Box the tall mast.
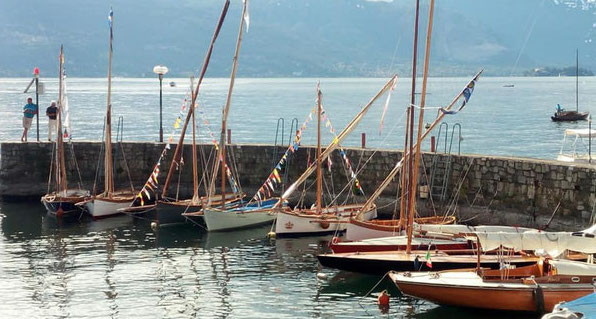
[401,0,421,228]
[56,45,67,195]
[191,76,199,203]
[399,106,410,222]
[104,8,115,198]
[576,49,579,112]
[407,0,434,254]
[316,86,322,214]
[207,0,248,208]
[190,78,199,204]
[162,0,230,197]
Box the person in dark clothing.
[46,101,58,141]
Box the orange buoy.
[57,206,64,217]
[377,290,390,307]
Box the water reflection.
[0,202,538,318]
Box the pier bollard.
[227,129,231,144]
[430,136,435,153]
[361,133,366,148]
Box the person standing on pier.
[21,97,37,142]
[46,100,57,141]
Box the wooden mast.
[207,0,248,208]
[316,86,322,214]
[162,0,230,198]
[56,45,67,195]
[400,0,421,229]
[406,0,434,254]
[104,8,115,198]
[576,49,579,112]
[191,76,199,203]
[399,106,410,223]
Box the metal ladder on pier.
[429,123,462,203]
[272,118,298,193]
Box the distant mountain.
[1,0,596,77]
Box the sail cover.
[417,224,537,235]
[476,231,596,256]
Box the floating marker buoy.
[267,231,276,239]
[151,221,158,231]
[377,290,390,307]
[316,272,328,280]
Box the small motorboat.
[169,81,176,87]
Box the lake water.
[1,76,595,160]
[0,201,539,318]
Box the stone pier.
[1,141,594,231]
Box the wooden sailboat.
[552,50,589,122]
[272,84,388,237]
[41,46,90,217]
[346,1,482,241]
[125,0,243,226]
[341,0,479,242]
[201,0,284,232]
[85,9,136,218]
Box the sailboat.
[41,46,90,217]
[340,0,471,243]
[342,72,479,242]
[125,0,243,226]
[84,9,136,218]
[272,81,400,237]
[551,50,589,122]
[201,0,287,232]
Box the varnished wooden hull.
[345,216,456,241]
[41,193,88,217]
[397,281,590,312]
[390,271,595,313]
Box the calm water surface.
[0,202,539,318]
[1,76,595,159]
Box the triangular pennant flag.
[273,169,281,183]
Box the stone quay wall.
[1,141,594,230]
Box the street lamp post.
[153,65,169,142]
[34,67,40,142]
